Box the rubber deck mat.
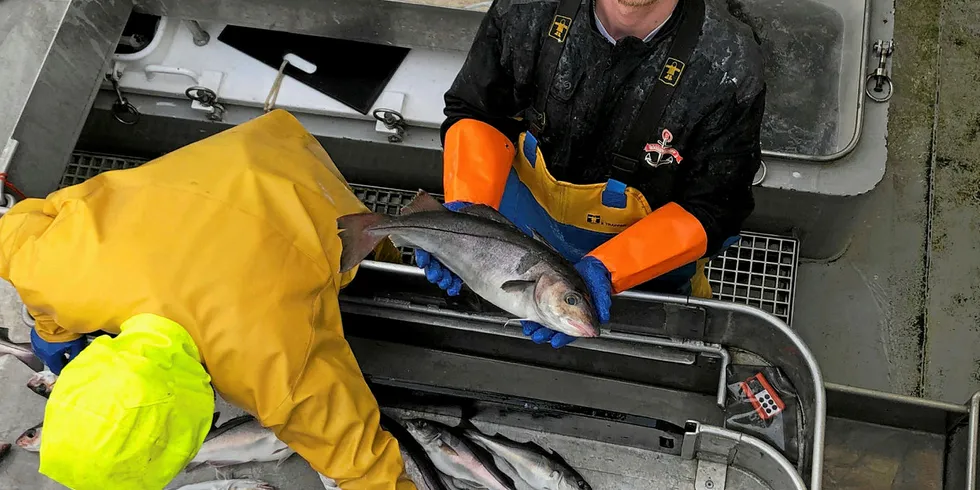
[62,152,799,325]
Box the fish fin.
[401,190,446,215]
[457,204,518,228]
[183,461,204,472]
[524,439,554,455]
[524,439,576,469]
[455,405,480,431]
[337,212,392,273]
[274,451,293,469]
[501,279,536,294]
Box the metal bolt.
[705,480,714,489]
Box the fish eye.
[564,293,579,306]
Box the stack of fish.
[394,416,593,490]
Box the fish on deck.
[463,429,592,490]
[170,479,276,490]
[186,415,294,471]
[26,369,58,398]
[15,422,42,452]
[404,418,517,490]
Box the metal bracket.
[143,65,225,121]
[866,39,895,103]
[373,91,407,143]
[185,85,226,122]
[106,67,140,125]
[696,459,729,490]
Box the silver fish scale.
[60,154,799,325]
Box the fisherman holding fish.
[415,0,766,348]
[0,110,416,490]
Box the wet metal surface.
[822,418,944,489]
[922,0,980,403]
[730,0,844,156]
[790,0,980,405]
[0,0,135,197]
[788,0,937,398]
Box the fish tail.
[337,212,393,273]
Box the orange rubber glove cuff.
[587,202,708,294]
[443,119,516,208]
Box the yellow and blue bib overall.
[497,130,715,298]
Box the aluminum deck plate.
[61,153,800,324]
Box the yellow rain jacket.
[0,109,415,490]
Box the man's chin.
[615,0,663,7]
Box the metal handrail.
[352,259,826,489]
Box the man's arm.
[672,84,766,257]
[587,84,767,293]
[439,0,525,207]
[263,293,416,490]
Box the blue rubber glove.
[520,256,613,348]
[414,200,472,296]
[30,328,88,375]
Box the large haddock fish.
[337,191,600,339]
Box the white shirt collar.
[594,5,673,44]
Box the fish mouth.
[568,320,600,338]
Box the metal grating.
[62,152,146,188]
[62,154,799,324]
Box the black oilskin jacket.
[442,0,766,256]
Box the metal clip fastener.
[185,86,226,122]
[372,109,406,143]
[106,72,140,125]
[865,39,895,103]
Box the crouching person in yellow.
[0,110,415,490]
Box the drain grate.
[62,154,799,324]
[62,152,147,188]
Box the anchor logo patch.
[644,129,684,168]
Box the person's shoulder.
[697,0,765,103]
